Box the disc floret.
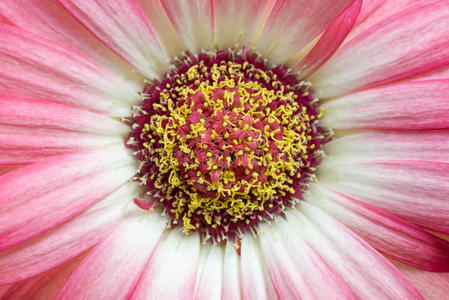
[128,49,324,242]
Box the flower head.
[1,0,449,299]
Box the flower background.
[0,0,449,299]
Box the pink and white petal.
[137,0,186,57]
[57,0,169,78]
[0,97,129,164]
[321,80,449,130]
[307,185,449,271]
[394,262,449,300]
[288,203,424,299]
[240,234,277,300]
[159,0,214,54]
[311,0,449,98]
[0,126,122,165]
[353,0,385,25]
[131,231,200,300]
[0,145,135,250]
[1,251,88,300]
[58,212,166,299]
[213,0,274,50]
[0,183,140,285]
[194,244,224,300]
[258,221,356,299]
[221,242,241,300]
[414,65,449,81]
[348,0,420,41]
[254,0,354,65]
[295,0,362,77]
[0,0,143,87]
[325,131,449,163]
[0,25,137,116]
[0,98,129,135]
[319,159,449,235]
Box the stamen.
[127,49,324,242]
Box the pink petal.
[325,131,449,163]
[308,185,449,271]
[0,145,135,251]
[0,0,143,87]
[221,242,241,300]
[258,221,356,299]
[1,251,88,300]
[321,80,449,130]
[240,235,277,300]
[0,285,10,298]
[394,262,449,300]
[320,159,449,235]
[137,0,186,57]
[0,97,127,164]
[311,0,449,98]
[0,165,21,176]
[0,98,128,135]
[194,244,224,300]
[159,0,214,53]
[349,0,420,41]
[57,0,169,78]
[131,231,200,299]
[0,25,137,116]
[0,183,139,285]
[414,65,449,81]
[0,127,119,165]
[213,0,274,50]
[254,0,354,65]
[288,203,424,299]
[295,0,362,77]
[58,213,166,299]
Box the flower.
[0,0,449,299]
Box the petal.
[0,0,143,87]
[0,25,138,116]
[57,0,169,79]
[159,0,214,54]
[311,0,449,98]
[0,286,10,298]
[213,0,273,50]
[194,244,224,300]
[58,213,166,299]
[414,65,449,81]
[325,131,449,163]
[349,0,419,40]
[137,0,186,57]
[394,262,449,300]
[0,183,139,285]
[258,221,356,299]
[307,185,449,271]
[1,252,88,299]
[254,0,354,65]
[0,145,135,251]
[288,203,423,299]
[295,0,362,77]
[221,242,241,300]
[131,231,200,299]
[319,159,449,234]
[240,234,277,300]
[321,80,449,130]
[0,97,128,164]
[0,98,128,135]
[0,127,120,165]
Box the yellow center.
[141,62,316,234]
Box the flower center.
[127,49,324,242]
